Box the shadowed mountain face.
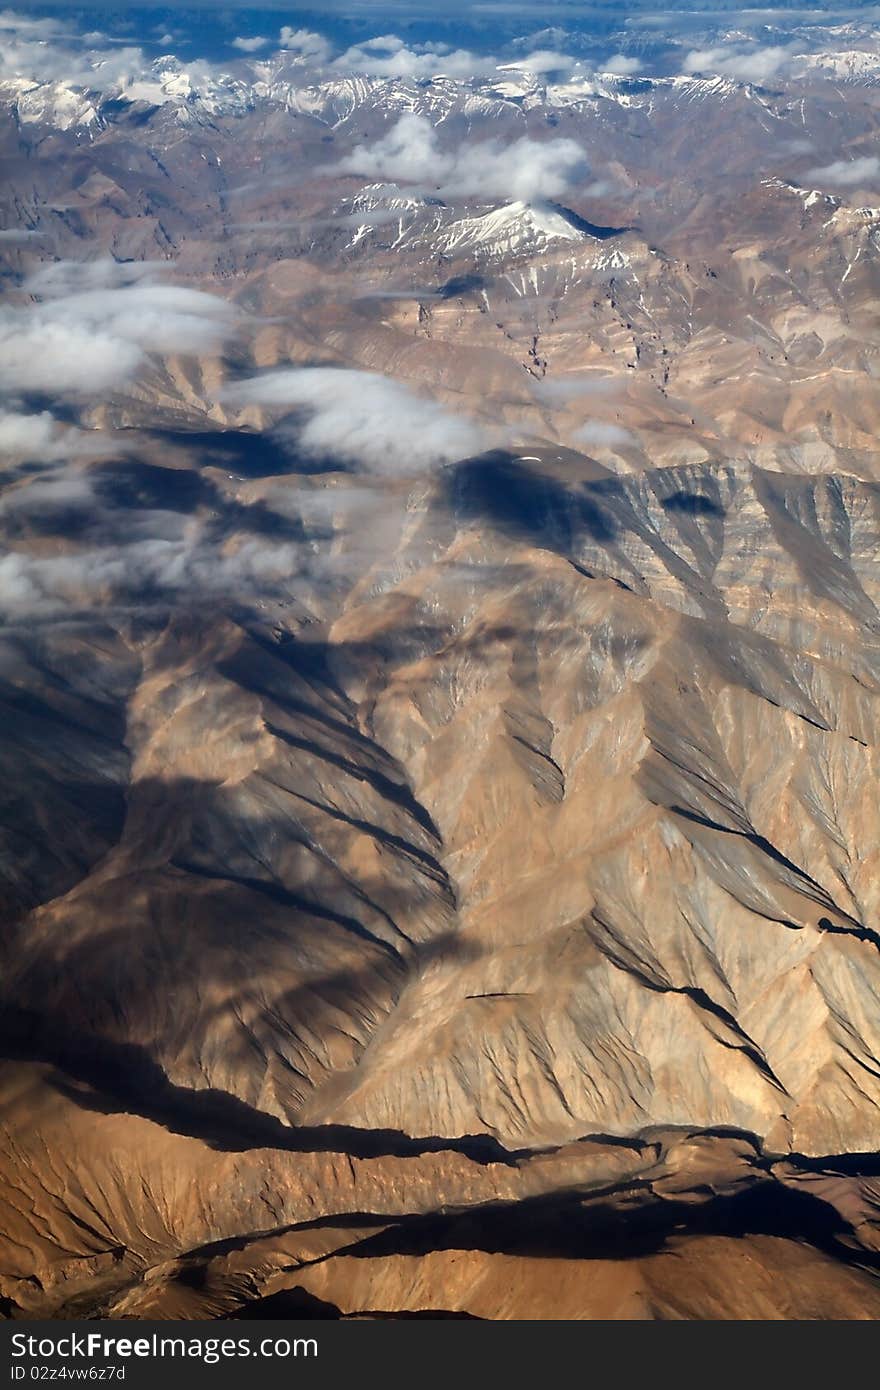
[2,7,880,1322]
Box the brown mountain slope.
[1,448,880,1317]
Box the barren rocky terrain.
[1,6,879,1319]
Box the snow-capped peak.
[0,76,103,132]
[427,200,587,259]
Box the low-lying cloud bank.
[0,534,301,621]
[268,26,626,83]
[0,5,876,140]
[0,259,241,397]
[806,155,880,187]
[682,44,795,84]
[0,409,111,462]
[572,419,635,451]
[0,247,495,624]
[0,8,154,91]
[0,248,268,621]
[0,10,589,98]
[679,36,880,86]
[333,114,586,203]
[225,367,494,474]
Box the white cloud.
[0,9,74,40]
[279,27,332,64]
[534,375,618,404]
[0,409,59,456]
[0,410,110,461]
[779,137,815,156]
[324,32,514,82]
[806,155,880,186]
[0,534,302,620]
[0,321,143,395]
[603,54,643,77]
[0,259,240,397]
[25,259,161,297]
[439,130,585,202]
[572,420,635,451]
[335,114,585,203]
[336,114,436,184]
[496,49,579,77]
[0,471,94,517]
[0,17,151,90]
[0,11,240,108]
[682,44,793,83]
[512,28,571,52]
[232,36,269,54]
[0,552,44,611]
[358,35,407,54]
[332,37,498,81]
[224,367,492,473]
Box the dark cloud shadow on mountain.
[8,393,82,425]
[437,273,489,299]
[660,490,725,517]
[171,855,402,949]
[5,461,59,481]
[0,640,134,924]
[92,459,316,543]
[446,450,618,552]
[0,774,128,924]
[96,97,158,128]
[0,773,486,1163]
[264,719,448,849]
[817,915,880,951]
[444,456,734,619]
[0,609,601,1177]
[133,426,339,478]
[0,612,485,1158]
[0,456,323,548]
[1,498,97,543]
[232,1283,482,1318]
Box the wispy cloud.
[232,35,269,54]
[0,410,111,462]
[0,260,241,397]
[682,44,794,83]
[0,534,303,621]
[533,374,619,404]
[0,8,74,41]
[572,420,635,451]
[0,9,151,89]
[603,54,642,77]
[278,27,332,64]
[334,113,586,203]
[0,10,241,108]
[224,367,493,473]
[331,34,499,80]
[806,154,880,186]
[508,48,580,76]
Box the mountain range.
[1,5,880,1320]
